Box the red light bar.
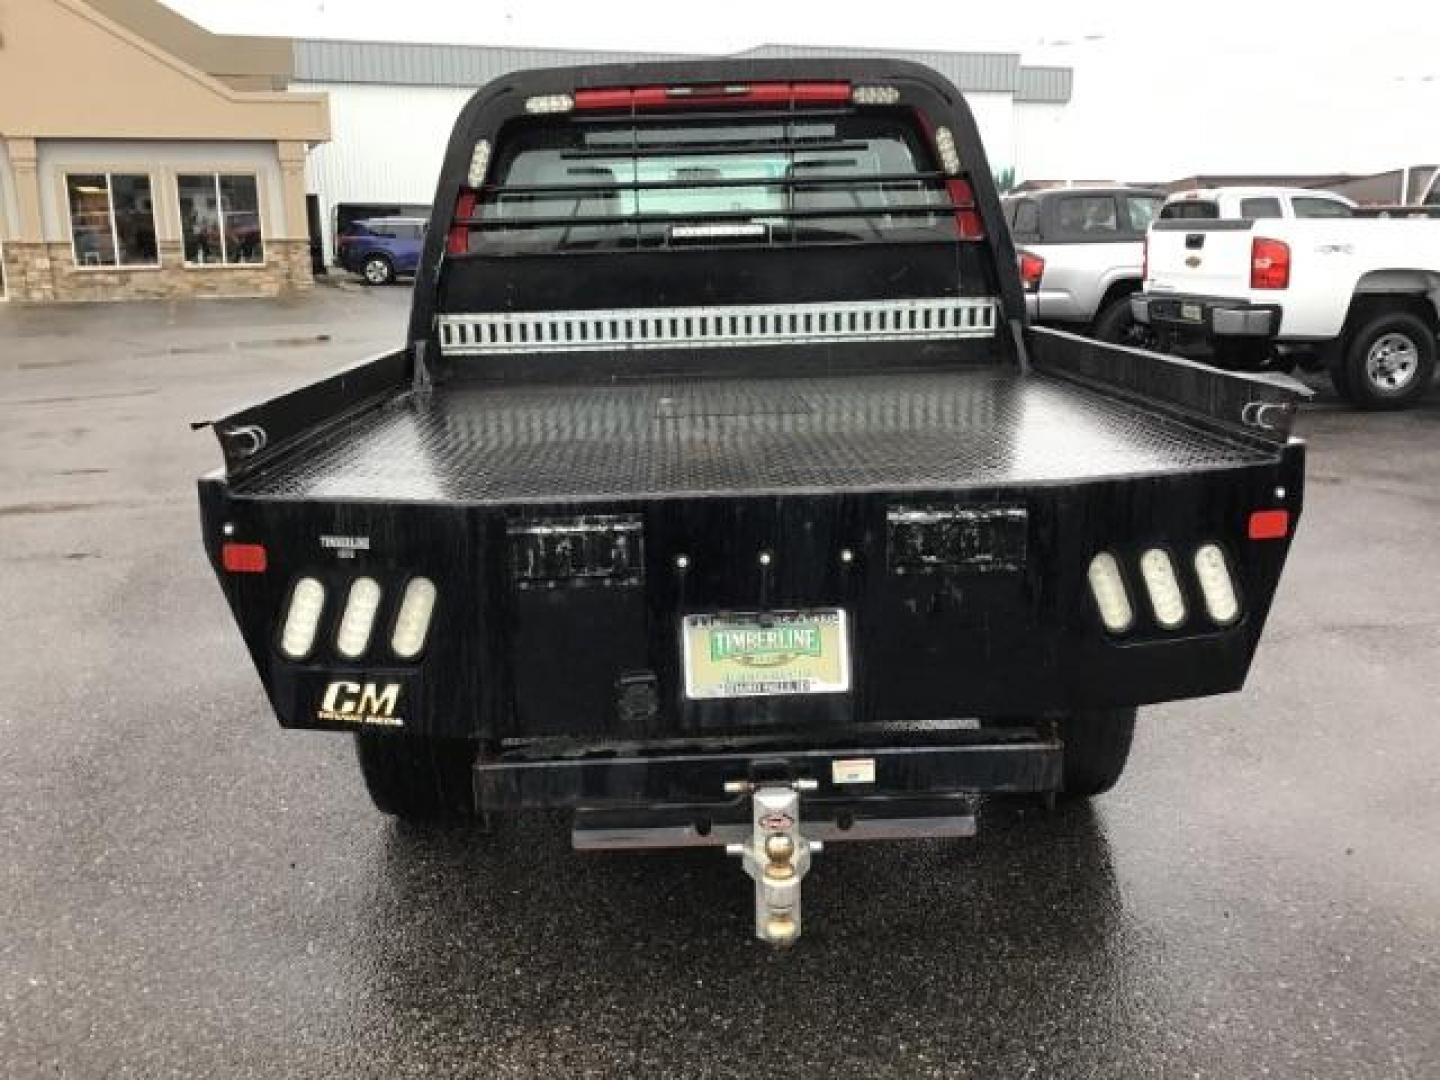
[221,542,268,573]
[1248,509,1291,540]
[945,177,985,241]
[447,189,477,255]
[574,81,850,111]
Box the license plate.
[681,610,851,700]
[1180,302,1203,322]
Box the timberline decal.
[318,681,404,727]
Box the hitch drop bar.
[725,779,822,946]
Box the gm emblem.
[318,681,403,727]
[1185,255,1202,268]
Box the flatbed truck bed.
[232,364,1272,504]
[198,58,1307,946]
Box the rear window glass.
[1124,196,1162,232]
[1056,196,1118,235]
[1012,200,1039,237]
[1160,200,1219,220]
[1239,197,1282,219]
[1292,197,1352,218]
[463,114,958,253]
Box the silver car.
[1002,186,1164,345]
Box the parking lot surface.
[2,287,1437,1078]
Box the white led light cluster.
[1087,545,1241,634]
[280,578,326,659]
[524,93,574,114]
[933,127,961,174]
[277,575,437,661]
[467,140,492,188]
[852,85,901,106]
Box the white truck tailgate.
[1146,223,1255,297]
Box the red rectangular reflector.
[1248,509,1290,540]
[222,542,268,573]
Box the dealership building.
[0,0,1073,301]
[0,0,328,302]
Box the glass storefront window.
[65,173,157,267]
[178,173,264,265]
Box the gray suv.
[1002,186,1164,345]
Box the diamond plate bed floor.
[232,367,1270,504]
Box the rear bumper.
[1132,293,1280,339]
[476,725,1061,810]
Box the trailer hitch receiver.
[725,779,822,946]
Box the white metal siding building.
[291,40,1073,260]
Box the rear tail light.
[1250,237,1290,289]
[1018,250,1045,292]
[1087,553,1134,633]
[336,577,382,659]
[1193,544,1240,625]
[280,578,326,659]
[1141,236,1149,282]
[391,577,438,659]
[1139,548,1186,628]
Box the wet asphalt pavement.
[2,285,1437,1078]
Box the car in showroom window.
[177,173,264,265]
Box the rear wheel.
[1060,708,1137,799]
[1341,309,1436,410]
[1092,296,1157,350]
[355,732,479,821]
[361,253,394,286]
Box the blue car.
[337,216,427,285]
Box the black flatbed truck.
[199,59,1306,945]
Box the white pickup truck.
[1133,213,1440,409]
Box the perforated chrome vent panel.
[438,297,999,356]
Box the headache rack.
[449,108,979,252]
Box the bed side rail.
[1029,327,1310,445]
[191,348,409,479]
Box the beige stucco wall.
[0,0,327,143]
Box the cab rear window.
[1160,200,1220,220]
[461,113,960,252]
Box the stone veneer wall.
[0,238,312,302]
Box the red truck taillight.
[1018,250,1045,292]
[1250,237,1290,289]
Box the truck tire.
[1061,708,1137,799]
[354,732,479,820]
[1341,309,1436,410]
[361,253,394,286]
[1092,296,1155,350]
